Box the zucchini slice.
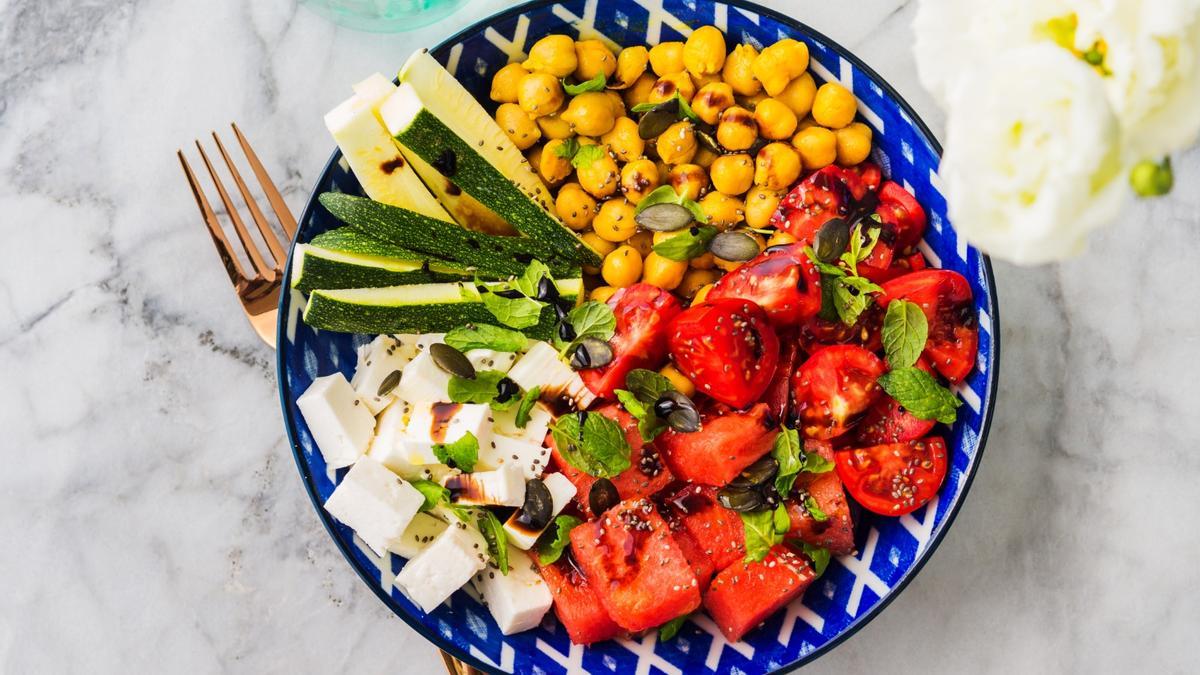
[291,244,474,294]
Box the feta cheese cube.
[471,548,554,635]
[466,349,519,374]
[351,335,413,414]
[401,402,494,466]
[492,401,553,445]
[415,333,447,351]
[297,373,375,469]
[503,472,577,550]
[395,521,488,613]
[388,511,449,558]
[506,341,596,410]
[367,399,421,478]
[388,333,424,361]
[324,456,426,555]
[395,349,451,403]
[478,435,551,480]
[444,463,526,507]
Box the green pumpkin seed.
[638,98,680,140]
[716,486,765,512]
[636,203,695,231]
[709,231,760,262]
[429,343,476,379]
[588,478,620,515]
[728,456,780,489]
[814,218,851,262]
[516,478,553,531]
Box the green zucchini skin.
[309,228,427,259]
[293,253,454,295]
[391,108,602,268]
[318,192,576,277]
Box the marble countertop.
[3,0,1198,672]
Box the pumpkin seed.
[666,407,701,433]
[589,477,620,515]
[653,396,677,419]
[638,98,680,140]
[636,202,694,231]
[709,231,760,261]
[557,320,578,343]
[695,124,721,153]
[517,478,553,531]
[728,456,780,490]
[717,486,765,512]
[536,276,560,302]
[376,370,402,397]
[814,218,851,262]
[495,376,519,403]
[429,343,476,379]
[569,337,613,370]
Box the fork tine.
[195,139,276,283]
[178,150,250,285]
[212,131,287,267]
[232,123,298,240]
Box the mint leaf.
[445,323,529,352]
[549,411,632,478]
[658,615,689,641]
[515,259,553,297]
[772,428,802,497]
[741,505,790,563]
[432,432,479,472]
[476,509,510,574]
[882,300,929,369]
[653,225,718,261]
[553,137,581,159]
[878,367,961,424]
[840,221,881,273]
[536,514,583,565]
[632,92,697,122]
[804,245,846,278]
[479,285,544,329]
[449,370,514,410]
[570,144,607,169]
[625,369,675,403]
[799,542,831,576]
[634,184,708,223]
[801,451,834,475]
[514,385,541,428]
[803,494,829,522]
[411,479,450,512]
[563,72,606,95]
[833,275,883,327]
[615,388,666,442]
[556,300,616,352]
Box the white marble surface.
[3,0,1199,672]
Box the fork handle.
[441,650,484,675]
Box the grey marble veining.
[2,0,1198,672]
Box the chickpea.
[776,72,816,118]
[490,63,529,103]
[657,121,698,165]
[641,252,689,290]
[754,142,802,191]
[690,252,716,269]
[620,158,661,204]
[835,122,873,166]
[692,283,715,304]
[576,145,621,198]
[811,82,857,129]
[737,91,770,110]
[536,108,574,139]
[676,269,721,303]
[574,40,617,81]
[658,363,696,396]
[601,116,644,163]
[721,43,762,96]
[693,146,719,169]
[601,245,643,287]
[752,39,809,96]
[581,231,616,274]
[525,144,543,172]
[604,91,627,118]
[754,98,799,140]
[495,103,542,150]
[649,71,696,104]
[624,73,658,108]
[561,91,616,137]
[700,191,745,229]
[593,198,638,242]
[523,35,578,77]
[683,25,727,77]
[518,72,564,117]
[792,126,837,170]
[744,185,784,229]
[767,230,798,247]
[590,285,619,304]
[648,41,685,76]
[714,230,765,271]
[716,106,758,151]
[627,230,655,257]
[708,153,754,196]
[692,82,735,125]
[555,183,598,231]
[539,138,574,184]
[610,45,649,89]
[668,163,710,200]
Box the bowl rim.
[274,0,1001,672]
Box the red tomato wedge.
[662,483,746,571]
[875,181,927,250]
[791,345,886,440]
[879,269,978,383]
[771,166,868,244]
[580,283,681,399]
[857,250,928,284]
[702,546,816,642]
[706,243,822,326]
[851,161,883,192]
[762,331,800,423]
[548,404,674,517]
[667,299,779,409]
[657,402,778,486]
[569,499,702,632]
[785,440,856,555]
[835,437,949,516]
[533,556,624,645]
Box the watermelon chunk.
[702,545,816,642]
[657,402,778,486]
[662,483,746,571]
[785,440,855,555]
[533,557,623,645]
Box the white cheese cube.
[402,402,494,467]
[479,435,551,480]
[506,341,596,410]
[466,349,519,374]
[471,548,554,635]
[395,521,488,613]
[503,472,576,550]
[444,463,526,507]
[388,333,424,361]
[415,333,447,351]
[388,511,449,558]
[351,335,413,414]
[297,373,376,469]
[395,350,451,404]
[367,399,421,478]
[324,456,426,555]
[492,401,553,445]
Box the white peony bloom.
[939,45,1128,265]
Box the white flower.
[939,45,1128,265]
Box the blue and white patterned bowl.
[276,1,1000,672]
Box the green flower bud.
[1130,157,1174,197]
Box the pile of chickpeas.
[490,26,872,306]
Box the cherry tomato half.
[875,181,927,250]
[790,344,885,440]
[880,269,978,383]
[772,166,868,244]
[835,437,948,515]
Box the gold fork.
[178,123,297,348]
